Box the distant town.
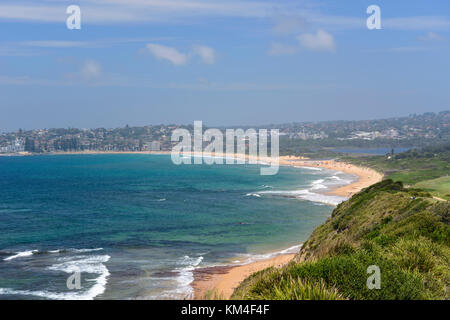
[1,111,448,154]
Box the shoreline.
[1,150,383,300]
[191,155,383,300]
[0,151,383,198]
[277,156,383,198]
[192,253,296,299]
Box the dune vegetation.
[232,180,449,300]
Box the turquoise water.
[0,154,353,299]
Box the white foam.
[159,255,204,299]
[251,169,355,206]
[245,193,261,198]
[0,252,110,300]
[279,244,303,254]
[257,189,306,196]
[3,248,105,261]
[0,288,81,300]
[49,254,110,300]
[255,188,346,206]
[310,179,327,190]
[294,166,323,171]
[3,250,38,261]
[70,248,103,253]
[48,254,109,274]
[294,189,347,206]
[236,244,303,264]
[327,175,352,185]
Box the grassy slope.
[232,180,449,300]
[342,150,450,200]
[415,176,450,201]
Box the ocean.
[0,154,354,299]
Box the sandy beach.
[191,155,383,300]
[192,254,295,299]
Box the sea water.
[0,154,354,299]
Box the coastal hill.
[232,179,449,299]
[232,144,449,300]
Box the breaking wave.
[0,248,110,300]
[250,172,355,206]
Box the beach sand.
[192,155,383,300]
[192,254,295,299]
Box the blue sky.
[1,0,449,131]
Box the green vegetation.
[234,270,347,300]
[415,176,450,201]
[343,143,450,199]
[198,290,226,300]
[232,180,449,300]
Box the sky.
[1,0,450,131]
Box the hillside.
[232,180,449,300]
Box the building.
[150,141,161,151]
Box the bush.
[240,270,346,300]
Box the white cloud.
[21,41,95,48]
[145,44,216,65]
[0,4,64,23]
[297,29,335,52]
[268,43,297,56]
[192,45,215,64]
[418,31,448,42]
[80,60,102,79]
[384,16,450,31]
[0,1,449,34]
[146,44,188,65]
[0,0,275,24]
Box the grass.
[344,155,449,186]
[415,176,450,200]
[232,180,450,300]
[342,148,449,200]
[199,289,226,300]
[233,269,347,300]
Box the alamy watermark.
[66,270,82,290]
[65,5,381,31]
[367,5,381,30]
[366,265,381,289]
[170,121,279,175]
[66,5,81,30]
